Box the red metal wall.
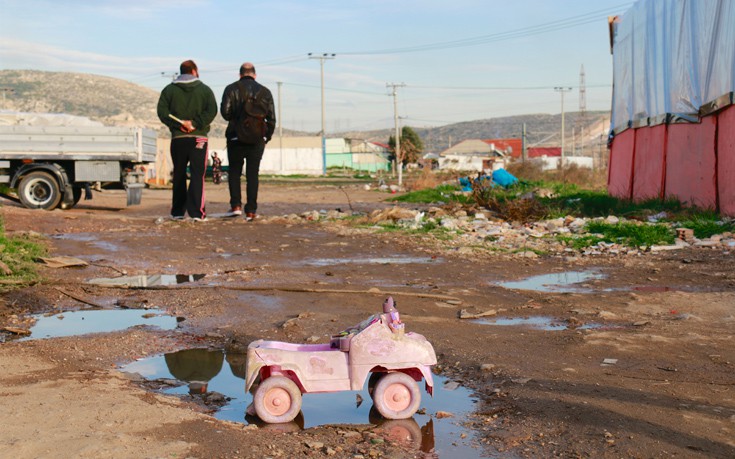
[608,129,636,199]
[664,117,717,209]
[632,125,666,201]
[718,105,735,216]
[608,109,734,215]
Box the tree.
[388,126,424,166]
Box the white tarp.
[611,0,735,132]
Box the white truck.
[0,123,156,210]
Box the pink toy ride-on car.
[245,297,437,423]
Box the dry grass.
[506,161,607,190]
[404,169,461,191]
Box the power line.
[337,3,632,55]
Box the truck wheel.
[59,187,82,210]
[253,376,302,423]
[18,171,62,210]
[373,372,421,419]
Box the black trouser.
[170,136,208,218]
[227,140,264,214]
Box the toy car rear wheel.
[253,376,302,423]
[367,372,383,399]
[373,372,421,419]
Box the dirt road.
[1,182,734,458]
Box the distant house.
[527,147,561,158]
[437,138,520,172]
[326,138,390,173]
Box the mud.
[1,182,734,458]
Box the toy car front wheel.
[253,376,302,423]
[373,372,421,419]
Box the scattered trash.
[601,358,618,366]
[38,256,89,268]
[88,274,205,288]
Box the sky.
[0,0,634,133]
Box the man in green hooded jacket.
[157,59,217,221]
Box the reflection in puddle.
[474,316,613,331]
[22,308,177,340]
[122,348,482,458]
[304,256,440,267]
[88,274,205,287]
[52,233,120,252]
[498,270,604,293]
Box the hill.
[0,70,609,153]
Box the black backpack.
[235,81,268,145]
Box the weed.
[390,184,470,204]
[0,217,47,288]
[585,221,674,247]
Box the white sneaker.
[192,217,208,222]
[226,206,243,217]
[170,215,185,221]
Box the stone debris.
[274,205,735,258]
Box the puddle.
[497,270,605,293]
[21,308,178,340]
[52,233,120,252]
[304,256,440,267]
[122,348,482,458]
[88,274,205,287]
[473,316,612,331]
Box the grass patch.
[585,221,675,247]
[556,234,606,250]
[390,184,470,204]
[669,212,735,238]
[0,217,47,288]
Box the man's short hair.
[180,60,198,75]
[239,63,256,77]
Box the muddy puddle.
[21,308,178,340]
[303,256,441,267]
[497,270,604,293]
[88,274,205,287]
[52,233,120,252]
[473,315,616,331]
[122,348,483,458]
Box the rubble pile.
[272,207,735,258]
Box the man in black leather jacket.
[220,62,276,220]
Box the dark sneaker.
[245,212,256,222]
[226,206,243,217]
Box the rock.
[480,363,496,372]
[435,411,454,419]
[305,441,324,449]
[516,250,538,258]
[511,377,531,385]
[459,309,497,319]
[443,381,460,391]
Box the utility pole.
[554,86,572,169]
[161,72,178,82]
[308,53,335,175]
[521,123,527,162]
[277,81,284,173]
[387,82,406,186]
[1,88,15,104]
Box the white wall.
[260,147,323,175]
[535,156,594,171]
